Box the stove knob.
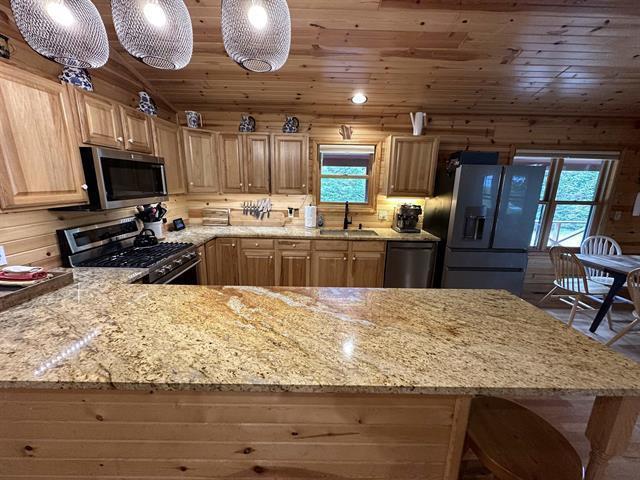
[174,259,184,266]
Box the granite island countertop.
[161,225,440,247]
[0,268,639,396]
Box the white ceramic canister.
[143,221,165,240]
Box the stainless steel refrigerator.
[424,158,545,296]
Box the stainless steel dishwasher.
[384,241,436,288]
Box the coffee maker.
[392,204,423,233]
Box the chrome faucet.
[343,201,352,230]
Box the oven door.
[87,148,168,209]
[154,260,201,285]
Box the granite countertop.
[162,225,440,247]
[1,268,639,395]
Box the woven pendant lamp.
[111,0,193,70]
[10,0,109,68]
[221,0,291,72]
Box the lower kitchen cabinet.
[350,252,386,287]
[214,238,239,285]
[311,251,350,287]
[277,250,311,286]
[239,249,276,286]
[349,241,386,288]
[197,245,209,285]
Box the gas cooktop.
[77,242,193,269]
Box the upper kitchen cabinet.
[0,64,88,210]
[74,90,124,149]
[386,135,440,197]
[218,133,271,194]
[244,134,270,194]
[271,134,309,194]
[74,90,153,154]
[120,106,153,153]
[218,133,244,193]
[152,118,186,194]
[182,128,219,193]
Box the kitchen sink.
[320,229,379,237]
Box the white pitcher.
[410,112,426,136]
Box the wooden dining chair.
[542,246,612,328]
[466,396,583,480]
[580,235,623,285]
[606,268,640,346]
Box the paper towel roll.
[305,206,317,228]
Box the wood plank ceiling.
[23,1,640,116]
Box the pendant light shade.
[112,0,193,70]
[10,0,109,68]
[221,0,291,73]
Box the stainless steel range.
[57,218,200,284]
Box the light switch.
[378,210,389,221]
[0,246,6,266]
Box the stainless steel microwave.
[78,147,168,210]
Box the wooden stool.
[466,396,583,480]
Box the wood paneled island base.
[0,390,638,480]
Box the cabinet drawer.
[314,240,349,251]
[277,239,311,250]
[241,238,275,250]
[351,241,386,252]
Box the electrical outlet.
[0,246,6,266]
[378,210,389,221]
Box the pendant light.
[10,0,109,68]
[111,0,193,70]
[221,0,291,73]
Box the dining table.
[576,254,640,333]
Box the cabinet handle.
[390,185,395,189]
[80,184,88,191]
[116,136,123,142]
[343,257,347,261]
[292,243,296,248]
[302,184,306,188]
[128,139,134,144]
[353,256,357,261]
[239,182,243,186]
[306,256,310,260]
[255,243,259,247]
[189,182,194,185]
[269,256,273,260]
[248,183,252,187]
[232,243,236,247]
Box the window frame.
[312,140,381,213]
[511,149,619,251]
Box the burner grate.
[78,242,193,268]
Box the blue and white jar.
[59,66,93,92]
[185,110,202,128]
[138,91,158,116]
[239,114,256,132]
[282,115,299,133]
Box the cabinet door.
[218,133,245,193]
[152,118,185,194]
[183,129,219,193]
[311,251,349,287]
[349,252,386,288]
[387,136,439,196]
[197,245,208,285]
[215,239,239,285]
[120,106,153,153]
[271,134,308,194]
[244,134,270,193]
[204,240,217,285]
[277,250,311,286]
[0,65,88,209]
[75,91,124,149]
[239,249,276,286]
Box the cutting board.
[0,270,74,312]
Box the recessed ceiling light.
[351,93,368,105]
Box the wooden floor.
[462,307,640,479]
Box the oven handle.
[155,259,201,284]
